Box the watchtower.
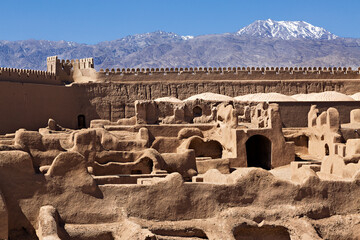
[47,56,59,74]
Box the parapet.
[3,56,360,84]
[0,67,60,85]
[95,65,360,82]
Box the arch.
[325,144,330,156]
[77,115,86,129]
[246,135,271,170]
[187,137,222,159]
[193,106,203,118]
[132,156,153,174]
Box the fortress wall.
[0,82,99,134]
[0,67,62,85]
[1,79,360,134]
[80,78,353,104]
[92,66,360,82]
[80,81,360,127]
[83,79,347,100]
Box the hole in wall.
[325,144,330,156]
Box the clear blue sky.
[1,0,359,44]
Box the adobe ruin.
[0,56,360,239]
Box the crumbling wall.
[2,79,360,134]
[308,106,342,158]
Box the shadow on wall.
[233,224,290,240]
[246,135,272,170]
[150,227,208,239]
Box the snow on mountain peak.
[181,35,194,40]
[236,19,338,40]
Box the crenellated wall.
[46,56,95,83]
[3,55,360,85]
[78,58,94,69]
[90,66,360,82]
[0,67,61,85]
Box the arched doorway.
[77,115,86,129]
[193,106,203,118]
[246,135,271,170]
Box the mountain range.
[0,19,360,70]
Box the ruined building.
[0,56,360,239]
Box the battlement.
[94,65,360,82]
[0,67,60,85]
[45,56,360,82]
[78,58,94,69]
[99,66,360,74]
[46,56,95,83]
[2,56,360,85]
[46,56,94,69]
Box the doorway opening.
[77,115,86,129]
[193,106,203,118]
[246,135,272,170]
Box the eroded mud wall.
[0,82,99,133]
[1,80,360,133]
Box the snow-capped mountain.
[0,20,359,70]
[236,19,338,40]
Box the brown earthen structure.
[0,56,360,239]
